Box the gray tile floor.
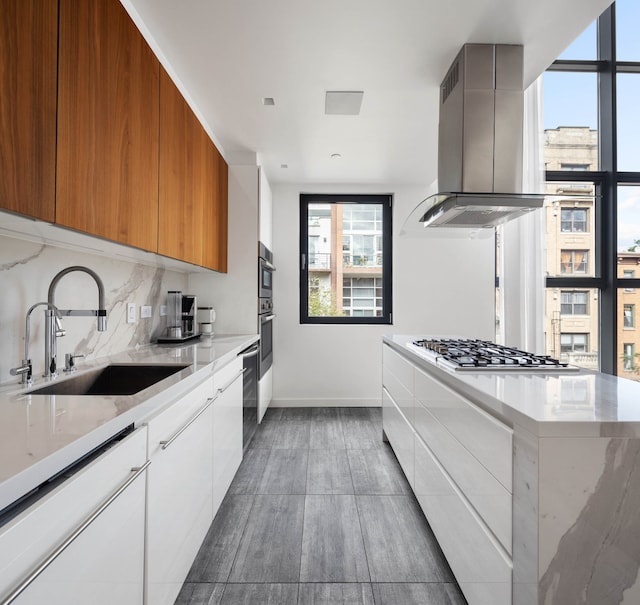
[175,407,467,605]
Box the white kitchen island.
[383,334,640,605]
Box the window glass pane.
[616,0,640,61]
[545,288,599,370]
[558,20,597,60]
[543,72,598,169]
[619,289,640,380]
[617,185,640,252]
[303,196,390,323]
[544,182,596,277]
[616,75,640,172]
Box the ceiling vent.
[325,91,364,115]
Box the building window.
[623,269,635,292]
[342,277,384,316]
[560,333,589,353]
[560,208,588,232]
[624,304,635,328]
[561,291,588,315]
[624,343,635,370]
[560,163,591,171]
[560,250,588,274]
[300,194,392,324]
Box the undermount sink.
[27,364,190,396]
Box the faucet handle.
[64,353,84,373]
[10,359,32,386]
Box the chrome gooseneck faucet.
[45,266,108,378]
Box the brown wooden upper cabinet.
[159,67,228,272]
[0,0,58,222]
[56,0,160,252]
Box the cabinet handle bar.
[159,397,215,450]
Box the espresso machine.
[158,291,200,343]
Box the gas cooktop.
[410,338,578,371]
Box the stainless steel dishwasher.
[239,342,259,452]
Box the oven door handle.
[240,344,260,358]
[261,259,276,271]
[261,314,276,323]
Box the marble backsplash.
[0,234,189,387]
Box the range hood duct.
[415,43,544,230]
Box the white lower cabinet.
[0,427,148,605]
[145,377,215,605]
[212,357,244,515]
[382,343,514,605]
[414,434,512,605]
[382,387,415,488]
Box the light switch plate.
[127,303,136,324]
[140,305,152,319]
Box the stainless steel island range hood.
[410,43,544,231]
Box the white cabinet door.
[212,357,244,515]
[0,428,147,605]
[382,388,415,489]
[145,377,215,605]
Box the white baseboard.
[270,397,381,408]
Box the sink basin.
[28,364,190,396]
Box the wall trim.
[270,397,381,408]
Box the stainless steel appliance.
[158,292,200,343]
[259,297,274,379]
[410,338,578,371]
[402,44,547,234]
[259,242,274,299]
[258,243,275,379]
[239,342,259,451]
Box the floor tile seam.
[224,494,258,584]
[348,453,374,584]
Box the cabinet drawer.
[414,403,511,553]
[382,345,414,424]
[0,428,147,604]
[147,376,214,452]
[414,434,511,605]
[414,367,512,491]
[382,388,414,489]
[212,357,244,515]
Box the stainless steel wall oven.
[258,243,275,380]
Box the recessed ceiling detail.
[262,97,275,106]
[324,91,364,115]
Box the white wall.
[0,233,188,387]
[271,183,496,407]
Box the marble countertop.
[0,334,258,513]
[384,334,640,438]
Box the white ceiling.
[125,0,612,189]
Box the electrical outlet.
[140,305,152,319]
[127,303,136,324]
[160,305,167,317]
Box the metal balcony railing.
[308,252,331,269]
[342,253,382,268]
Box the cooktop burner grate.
[411,338,577,371]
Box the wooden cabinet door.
[201,143,228,272]
[0,0,57,221]
[56,0,160,252]
[158,68,204,266]
[159,67,228,270]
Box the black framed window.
[544,0,640,376]
[300,194,392,324]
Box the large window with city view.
[299,194,392,324]
[543,0,640,378]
